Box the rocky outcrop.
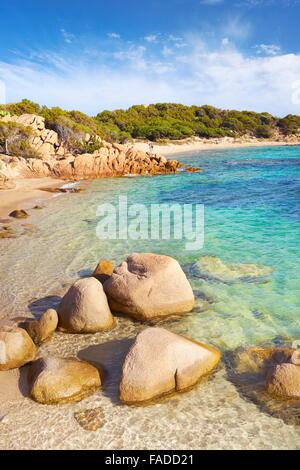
[0,326,36,371]
[119,327,221,404]
[58,277,115,333]
[29,357,101,404]
[0,114,180,181]
[103,253,195,321]
[191,256,273,283]
[26,309,58,344]
[266,363,300,398]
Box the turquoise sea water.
[1,145,300,449]
[60,144,300,351]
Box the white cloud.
[222,37,230,45]
[255,44,281,56]
[60,29,75,44]
[162,46,174,56]
[144,35,157,42]
[168,35,183,42]
[222,15,252,40]
[107,33,120,39]
[1,38,300,116]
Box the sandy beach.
[0,177,66,217]
[134,138,300,156]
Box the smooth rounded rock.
[0,326,36,371]
[119,327,221,404]
[29,357,101,404]
[104,253,195,321]
[58,277,115,333]
[26,309,58,344]
[266,363,300,398]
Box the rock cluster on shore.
[0,113,181,184]
[0,253,221,407]
[0,252,298,413]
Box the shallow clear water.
[0,145,300,449]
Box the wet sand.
[0,177,65,217]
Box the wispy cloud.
[1,35,299,116]
[60,29,75,44]
[255,44,281,56]
[107,33,120,39]
[222,15,252,39]
[144,35,158,42]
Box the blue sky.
[0,0,300,115]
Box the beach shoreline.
[1,139,299,217]
[0,177,66,217]
[134,138,300,155]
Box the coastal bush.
[2,100,299,143]
[0,99,41,116]
[278,114,300,135]
[0,121,40,158]
[255,125,273,139]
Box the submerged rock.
[9,209,29,219]
[58,277,115,333]
[26,309,58,344]
[191,256,272,283]
[74,407,105,431]
[29,357,101,404]
[104,253,195,322]
[227,345,300,425]
[266,363,300,398]
[119,327,221,404]
[93,259,114,284]
[0,326,36,371]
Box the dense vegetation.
[1,99,300,144]
[0,121,40,158]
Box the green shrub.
[255,125,273,139]
[0,122,40,158]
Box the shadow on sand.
[78,337,134,405]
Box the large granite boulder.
[104,253,195,321]
[0,326,36,371]
[29,357,101,404]
[191,256,272,283]
[266,363,300,398]
[119,327,221,404]
[58,277,115,333]
[26,309,58,344]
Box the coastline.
[133,138,300,155]
[0,177,66,217]
[0,145,299,450]
[1,138,298,218]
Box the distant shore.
[134,137,300,155]
[0,177,65,217]
[1,138,299,218]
